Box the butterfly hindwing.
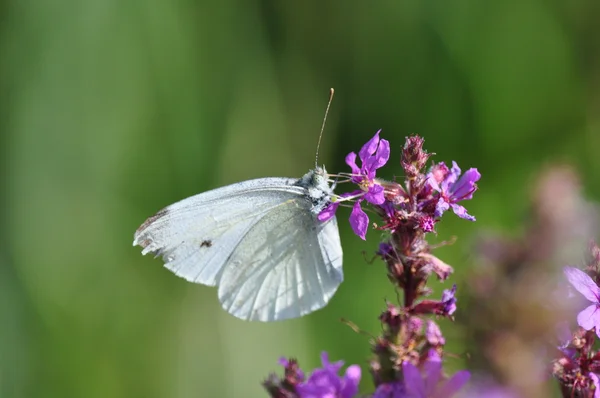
[217,200,343,321]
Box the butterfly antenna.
[315,88,335,169]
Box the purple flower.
[426,320,445,346]
[408,316,424,333]
[419,253,454,281]
[428,161,480,222]
[373,382,405,398]
[337,130,391,240]
[295,352,361,398]
[402,350,470,398]
[319,131,390,239]
[373,351,470,398]
[441,285,458,316]
[418,216,436,233]
[411,285,459,317]
[564,266,600,338]
[279,357,305,383]
[377,242,394,259]
[345,129,390,205]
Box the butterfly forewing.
[133,178,306,286]
[217,201,343,321]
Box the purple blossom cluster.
[264,132,482,397]
[319,132,480,240]
[554,241,600,397]
[263,353,360,398]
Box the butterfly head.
[297,167,335,215]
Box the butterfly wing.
[133,178,308,287]
[217,199,343,322]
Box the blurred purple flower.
[377,242,394,259]
[279,357,305,383]
[441,285,458,316]
[373,382,404,398]
[419,253,454,281]
[374,351,469,398]
[426,320,445,346]
[564,266,600,338]
[295,352,361,398]
[403,350,470,398]
[428,161,480,222]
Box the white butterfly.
[133,167,343,322]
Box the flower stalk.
[264,132,481,397]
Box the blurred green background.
[2,1,600,397]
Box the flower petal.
[420,253,453,280]
[364,184,385,205]
[590,372,600,398]
[345,152,361,177]
[318,202,340,222]
[433,370,471,398]
[403,361,426,398]
[564,266,600,303]
[435,198,450,218]
[350,201,369,240]
[424,350,443,395]
[426,320,445,346]
[450,203,476,221]
[577,304,600,331]
[451,168,481,200]
[427,173,442,192]
[365,138,390,174]
[446,161,462,185]
[320,351,344,373]
[373,382,404,398]
[358,130,381,164]
[340,365,361,398]
[441,285,458,315]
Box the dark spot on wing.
[200,240,213,248]
[136,207,169,234]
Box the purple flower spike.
[429,161,481,221]
[296,352,361,398]
[403,350,470,398]
[564,266,600,338]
